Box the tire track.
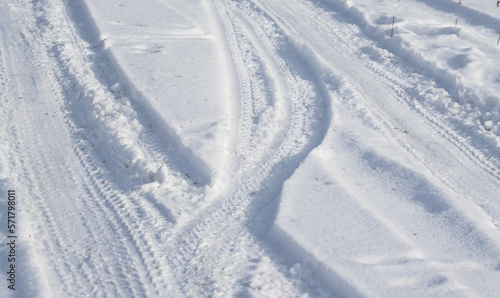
[0,9,77,295]
[152,0,332,295]
[6,22,150,298]
[3,0,188,295]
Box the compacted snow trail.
[1,0,500,297]
[0,2,151,297]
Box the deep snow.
[0,0,499,297]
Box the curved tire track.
[150,0,332,295]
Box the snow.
[0,0,499,297]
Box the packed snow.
[0,0,499,297]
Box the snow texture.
[0,0,499,297]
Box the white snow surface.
[1,0,500,297]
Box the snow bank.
[322,0,500,155]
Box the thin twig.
[391,16,395,37]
